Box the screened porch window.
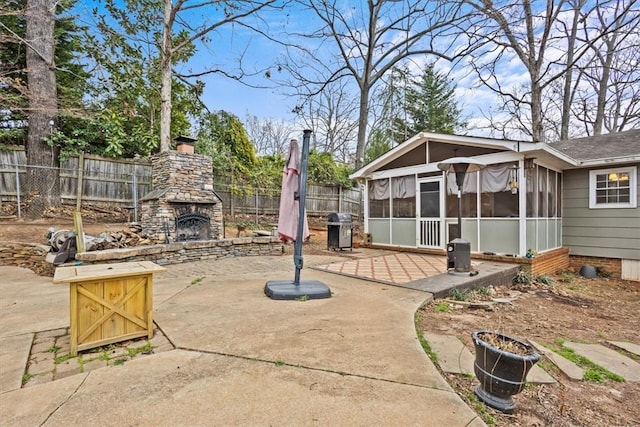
[480,164,518,217]
[392,176,416,218]
[369,178,390,218]
[445,163,518,218]
[589,167,637,209]
[526,164,562,217]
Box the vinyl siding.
[562,165,640,260]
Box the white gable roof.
[350,132,582,180]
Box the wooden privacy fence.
[214,176,362,220]
[0,146,362,220]
[0,147,153,210]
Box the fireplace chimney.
[175,135,196,154]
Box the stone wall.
[0,242,56,276]
[75,236,284,265]
[149,150,216,200]
[1,237,284,277]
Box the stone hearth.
[140,151,222,243]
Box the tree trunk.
[159,0,173,151]
[530,75,544,143]
[25,0,60,218]
[355,84,370,170]
[560,1,583,140]
[593,34,616,136]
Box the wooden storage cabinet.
[53,261,166,356]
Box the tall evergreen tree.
[399,63,465,136]
[0,0,89,148]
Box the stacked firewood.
[86,223,153,251]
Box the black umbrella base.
[264,280,332,300]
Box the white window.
[589,167,637,209]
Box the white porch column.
[518,158,527,256]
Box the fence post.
[76,153,84,211]
[255,187,259,224]
[132,169,138,222]
[14,151,21,218]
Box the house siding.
[562,165,640,261]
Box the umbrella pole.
[263,130,331,300]
[293,130,311,285]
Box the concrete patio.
[0,253,486,426]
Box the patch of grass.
[21,372,34,384]
[537,359,558,375]
[415,328,438,363]
[46,345,61,353]
[295,295,310,302]
[112,358,126,366]
[274,360,285,367]
[467,392,496,425]
[434,302,451,313]
[551,343,624,383]
[583,370,604,382]
[190,276,204,285]
[450,288,472,301]
[98,351,110,361]
[535,275,553,285]
[126,341,153,358]
[54,353,74,364]
[77,356,88,372]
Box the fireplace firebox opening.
[175,213,211,241]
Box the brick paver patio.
[313,253,448,284]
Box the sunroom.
[352,132,574,257]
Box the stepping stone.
[608,341,640,357]
[423,333,474,375]
[424,334,556,384]
[530,340,585,381]
[564,341,640,382]
[527,364,557,384]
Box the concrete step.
[529,340,585,381]
[408,263,519,298]
[564,341,640,382]
[425,333,555,384]
[608,341,640,357]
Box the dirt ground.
[416,275,640,426]
[2,205,639,426]
[0,205,334,253]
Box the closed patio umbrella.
[276,139,309,243]
[264,130,331,300]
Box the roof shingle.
[550,129,640,162]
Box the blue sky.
[73,1,512,139]
[176,2,491,131]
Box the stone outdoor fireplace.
[139,150,223,243]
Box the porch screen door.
[418,178,443,248]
